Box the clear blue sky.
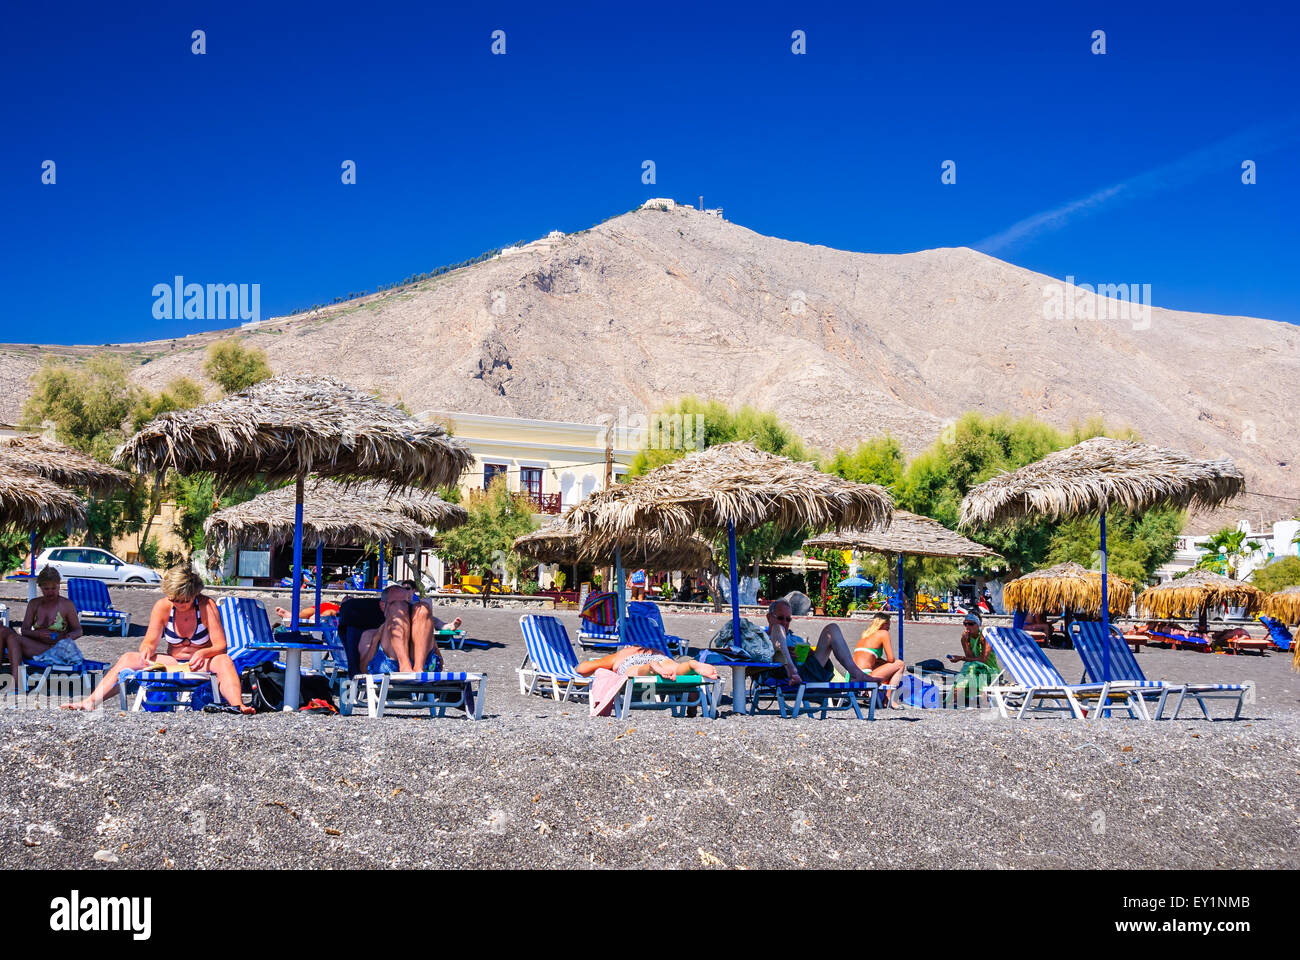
[3,0,1297,344]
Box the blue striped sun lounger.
[1071,621,1251,720]
[982,626,1150,720]
[517,615,593,702]
[626,601,688,653]
[748,670,892,720]
[339,635,485,720]
[67,577,131,636]
[613,614,718,718]
[117,596,279,712]
[1258,616,1294,652]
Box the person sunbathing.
[4,565,84,691]
[65,567,252,713]
[356,584,461,673]
[850,612,908,701]
[1022,611,1054,645]
[764,599,878,689]
[274,601,341,624]
[575,646,719,679]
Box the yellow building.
[396,411,645,588]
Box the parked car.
[34,547,162,585]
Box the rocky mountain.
[5,205,1297,532]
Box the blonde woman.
[66,567,252,713]
[3,566,84,689]
[851,613,907,702]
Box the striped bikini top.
[163,600,211,648]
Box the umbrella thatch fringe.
[514,517,712,569]
[0,470,87,532]
[960,437,1244,528]
[803,510,999,559]
[562,442,892,548]
[1002,561,1133,616]
[205,483,444,552]
[0,436,131,495]
[116,376,473,490]
[1137,568,1261,619]
[1261,585,1300,624]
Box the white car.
[35,547,162,585]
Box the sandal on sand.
[201,704,244,714]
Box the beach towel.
[589,667,628,717]
[580,591,618,626]
[32,636,87,667]
[708,618,774,660]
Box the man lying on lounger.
[356,584,461,673]
[765,599,875,687]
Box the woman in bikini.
[575,646,719,680]
[3,565,84,691]
[66,566,252,712]
[852,613,907,703]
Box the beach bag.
[243,662,335,712]
[708,618,775,661]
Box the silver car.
[36,547,162,585]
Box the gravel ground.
[2,584,1297,869]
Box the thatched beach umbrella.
[1262,584,1300,625]
[803,510,1000,656]
[205,479,464,607]
[514,518,713,570]
[1138,568,1261,634]
[118,376,472,709]
[1002,561,1132,617]
[960,437,1244,681]
[0,436,133,578]
[563,441,893,654]
[0,470,87,533]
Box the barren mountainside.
[4,206,1297,532]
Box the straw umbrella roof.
[1137,568,1262,619]
[0,436,131,494]
[341,481,468,529]
[115,376,473,489]
[959,438,1245,528]
[562,442,893,546]
[1002,561,1133,616]
[513,518,713,570]
[803,510,1000,560]
[0,470,87,532]
[204,483,436,552]
[1262,584,1300,623]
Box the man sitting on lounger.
[766,599,874,687]
[356,584,461,673]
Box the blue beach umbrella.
[960,438,1244,683]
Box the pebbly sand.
[2,585,1297,869]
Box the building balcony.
[515,492,563,515]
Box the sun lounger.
[67,577,131,636]
[616,613,674,655]
[613,614,717,717]
[577,620,621,651]
[1258,615,1294,651]
[1070,620,1251,720]
[982,626,1148,720]
[340,636,484,720]
[517,615,593,702]
[117,596,280,712]
[1147,629,1210,651]
[626,600,688,653]
[748,673,888,719]
[19,653,107,699]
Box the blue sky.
[3,0,1297,344]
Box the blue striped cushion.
[67,578,121,616]
[126,671,211,683]
[579,622,620,641]
[520,616,581,677]
[619,614,673,655]
[984,627,1069,687]
[373,672,481,682]
[1072,621,1151,684]
[216,597,281,671]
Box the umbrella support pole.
[286,476,305,713]
[897,552,905,660]
[378,542,386,593]
[727,521,742,657]
[615,545,626,626]
[1100,508,1110,683]
[314,541,323,619]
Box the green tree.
[440,478,537,604]
[203,339,272,394]
[21,356,139,459]
[1194,527,1263,578]
[822,435,905,487]
[1252,556,1300,593]
[1046,507,1184,584]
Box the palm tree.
[1195,527,1263,578]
